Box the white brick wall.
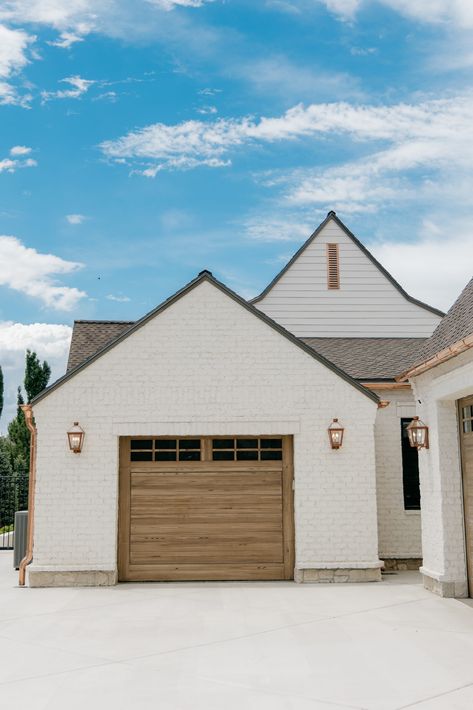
[373,388,422,559]
[411,348,473,596]
[30,279,380,578]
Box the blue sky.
[1,0,473,425]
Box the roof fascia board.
[397,333,473,381]
[251,212,444,319]
[32,271,378,406]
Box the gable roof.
[251,211,444,318]
[32,270,378,405]
[399,276,473,379]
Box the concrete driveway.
[1,553,473,710]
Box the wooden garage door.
[459,397,473,597]
[118,436,294,581]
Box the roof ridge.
[73,319,135,324]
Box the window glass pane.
[155,439,176,449]
[462,405,473,419]
[179,439,201,450]
[131,451,153,461]
[261,450,282,460]
[213,450,234,461]
[236,439,258,449]
[463,419,473,434]
[237,450,258,460]
[155,451,177,461]
[401,418,421,510]
[179,451,201,461]
[260,439,283,449]
[131,439,153,450]
[213,439,234,449]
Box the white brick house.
[25,212,445,587]
[401,277,473,598]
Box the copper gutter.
[397,333,473,382]
[19,404,37,587]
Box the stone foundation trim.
[295,567,382,583]
[28,569,117,587]
[420,567,468,598]
[382,558,422,571]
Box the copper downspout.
[19,404,37,587]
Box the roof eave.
[397,333,473,381]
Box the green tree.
[24,350,51,403]
[0,437,14,530]
[7,387,29,473]
[0,365,3,422]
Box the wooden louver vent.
[326,243,340,289]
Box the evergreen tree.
[0,365,3,422]
[24,350,51,403]
[7,387,29,473]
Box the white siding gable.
[254,217,442,337]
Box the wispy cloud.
[41,75,95,102]
[100,93,473,188]
[106,294,131,302]
[66,214,87,225]
[316,1,473,27]
[245,217,315,242]
[0,236,86,310]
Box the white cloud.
[318,0,473,27]
[10,145,31,155]
[41,75,95,102]
[370,219,473,312]
[100,93,473,188]
[47,30,85,48]
[0,149,36,173]
[0,320,72,429]
[106,294,131,302]
[0,23,34,105]
[0,321,72,359]
[0,236,86,310]
[66,213,86,224]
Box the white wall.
[373,388,422,560]
[255,219,442,337]
[30,280,380,580]
[411,348,473,597]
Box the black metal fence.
[0,474,29,550]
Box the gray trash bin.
[13,511,28,570]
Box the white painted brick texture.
[411,348,473,593]
[31,280,380,576]
[374,389,422,559]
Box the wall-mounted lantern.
[406,416,429,450]
[67,422,85,453]
[328,418,344,449]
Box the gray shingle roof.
[67,320,425,382]
[301,337,427,380]
[413,276,473,364]
[67,320,134,372]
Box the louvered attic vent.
[326,243,340,289]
